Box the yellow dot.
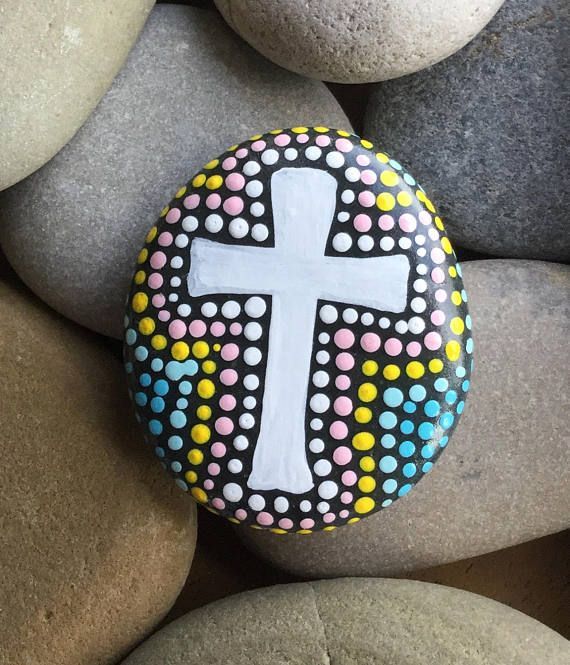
[271,528,287,535]
[376,192,395,211]
[202,360,216,374]
[416,190,426,203]
[292,126,309,133]
[348,517,361,524]
[323,525,336,532]
[441,237,453,254]
[362,360,378,376]
[354,407,372,424]
[191,487,208,503]
[352,432,375,451]
[429,358,444,374]
[145,226,157,243]
[206,175,223,190]
[446,340,461,362]
[450,317,465,335]
[297,529,313,535]
[360,138,373,149]
[376,152,389,163]
[435,216,445,231]
[406,361,425,379]
[269,128,283,134]
[380,170,399,187]
[448,266,457,278]
[354,497,375,514]
[197,379,215,399]
[228,144,238,152]
[191,424,211,444]
[451,291,462,306]
[397,191,412,207]
[171,341,190,360]
[151,335,167,350]
[175,186,187,198]
[192,341,209,359]
[424,197,436,213]
[359,456,375,472]
[249,134,263,140]
[213,343,221,352]
[228,517,240,524]
[187,448,204,465]
[159,206,169,217]
[134,270,146,285]
[138,317,155,335]
[358,382,377,402]
[132,292,148,313]
[358,476,377,493]
[204,158,219,170]
[383,364,401,381]
[192,173,206,188]
[336,129,351,137]
[314,126,329,133]
[196,405,211,420]
[185,470,197,484]
[137,248,148,264]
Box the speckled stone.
[0,277,197,665]
[0,0,153,190]
[123,579,570,664]
[214,0,504,83]
[364,0,569,261]
[236,260,570,577]
[0,4,351,339]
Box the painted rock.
[124,128,473,533]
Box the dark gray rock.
[364,0,569,261]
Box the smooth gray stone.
[236,260,570,577]
[364,0,569,261]
[122,579,570,665]
[0,5,351,338]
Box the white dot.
[395,320,408,334]
[243,395,256,409]
[223,483,243,502]
[415,234,426,246]
[413,278,428,293]
[411,297,427,313]
[245,180,263,198]
[175,234,189,248]
[326,151,344,168]
[251,224,269,242]
[305,146,321,160]
[310,418,323,430]
[341,189,355,204]
[222,300,241,319]
[417,247,427,257]
[229,217,249,239]
[261,149,279,165]
[243,160,261,176]
[168,293,179,302]
[380,236,395,251]
[361,312,374,326]
[314,459,332,477]
[170,256,183,269]
[344,166,360,182]
[416,263,428,275]
[205,214,223,233]
[317,501,330,514]
[248,494,265,510]
[244,347,262,366]
[316,350,330,364]
[337,211,350,222]
[318,481,338,500]
[399,237,412,250]
[320,304,338,323]
[300,500,312,512]
[284,148,298,161]
[342,308,358,324]
[309,438,325,453]
[245,296,266,318]
[233,435,249,451]
[310,393,330,414]
[250,202,265,217]
[332,232,352,252]
[170,276,181,287]
[358,235,374,252]
[243,373,260,390]
[228,458,243,473]
[239,412,255,429]
[379,317,391,328]
[201,301,217,317]
[182,216,198,232]
[274,497,289,513]
[313,370,330,388]
[177,304,191,317]
[428,228,440,241]
[408,316,426,334]
[318,332,330,344]
[244,322,263,341]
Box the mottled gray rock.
[237,260,570,577]
[123,579,570,665]
[364,0,569,261]
[214,0,504,83]
[0,5,351,338]
[0,0,153,190]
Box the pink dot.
[215,418,234,436]
[150,251,166,269]
[257,512,274,526]
[208,463,220,476]
[315,135,331,147]
[165,208,181,224]
[334,328,355,350]
[152,294,165,308]
[189,320,207,337]
[356,154,371,166]
[340,491,353,504]
[300,518,315,529]
[204,479,214,490]
[296,133,309,144]
[210,321,226,337]
[424,331,442,350]
[157,232,173,247]
[379,214,395,231]
[399,213,417,233]
[419,210,432,225]
[225,172,245,191]
[335,352,355,371]
[431,248,446,264]
[235,148,248,159]
[274,133,291,147]
[360,332,381,352]
[335,138,353,153]
[183,194,200,210]
[168,319,187,340]
[211,442,227,458]
[354,213,372,232]
[333,446,352,465]
[360,169,376,185]
[341,471,357,487]
[220,369,238,386]
[435,289,447,303]
[206,193,221,209]
[158,310,170,322]
[222,157,237,170]
[323,513,336,524]
[251,140,266,152]
[211,498,225,510]
[235,508,247,521]
[406,341,422,357]
[431,310,446,326]
[334,396,353,417]
[330,420,348,440]
[358,191,375,207]
[148,273,163,290]
[431,267,445,284]
[223,196,244,215]
[384,337,403,356]
[335,374,351,390]
[278,518,294,530]
[229,322,242,335]
[219,394,237,411]
[221,343,239,361]
[339,509,349,518]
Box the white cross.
[188,167,410,494]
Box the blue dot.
[383,387,404,408]
[135,392,147,406]
[388,159,402,170]
[155,446,165,458]
[175,479,188,492]
[177,398,189,409]
[422,461,434,473]
[170,410,187,429]
[151,358,164,372]
[403,462,417,478]
[379,411,398,429]
[466,338,474,354]
[403,400,417,414]
[139,373,151,387]
[379,455,398,473]
[456,263,463,277]
[150,396,165,413]
[409,384,427,402]
[421,444,435,459]
[399,440,415,457]
[168,435,183,451]
[382,478,398,494]
[135,346,148,362]
[124,315,130,328]
[445,390,458,405]
[465,314,472,330]
[153,379,169,396]
[462,380,470,392]
[398,483,413,497]
[461,289,468,302]
[381,499,393,508]
[179,381,192,395]
[418,422,435,440]
[455,366,466,378]
[381,433,396,448]
[125,328,137,345]
[439,412,455,429]
[434,378,448,392]
[400,419,414,435]
[440,435,449,448]
[125,362,133,374]
[149,419,163,435]
[456,401,465,415]
[423,400,440,417]
[403,172,416,186]
[171,461,182,473]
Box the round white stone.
[415,234,426,246]
[337,211,350,222]
[245,179,263,198]
[205,214,223,233]
[261,149,279,165]
[174,233,189,248]
[244,347,262,366]
[395,320,408,334]
[243,373,260,390]
[243,160,261,176]
[309,438,325,454]
[318,480,339,500]
[299,500,312,512]
[357,234,374,252]
[408,316,426,334]
[317,501,330,514]
[417,247,427,257]
[251,223,269,242]
[319,304,338,324]
[201,301,217,317]
[380,236,395,251]
[310,393,330,414]
[222,300,241,319]
[284,147,298,160]
[379,317,391,328]
[326,151,344,168]
[305,146,321,161]
[182,215,198,232]
[239,413,255,429]
[229,217,249,239]
[233,435,249,451]
[248,494,265,511]
[361,312,374,326]
[245,296,266,318]
[227,458,243,474]
[313,459,332,476]
[312,370,330,388]
[399,237,412,250]
[274,496,289,513]
[332,232,352,252]
[170,276,181,287]
[177,304,191,317]
[342,307,358,324]
[223,483,243,502]
[318,332,330,344]
[413,278,428,293]
[411,297,427,313]
[341,189,355,204]
[168,293,178,302]
[316,350,330,364]
[244,322,263,341]
[416,263,428,275]
[250,202,265,217]
[344,166,360,182]
[310,418,323,431]
[170,256,183,269]
[243,395,256,409]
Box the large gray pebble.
[214,0,504,83]
[364,0,569,261]
[0,0,153,190]
[122,579,570,665]
[0,5,351,338]
[237,260,570,577]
